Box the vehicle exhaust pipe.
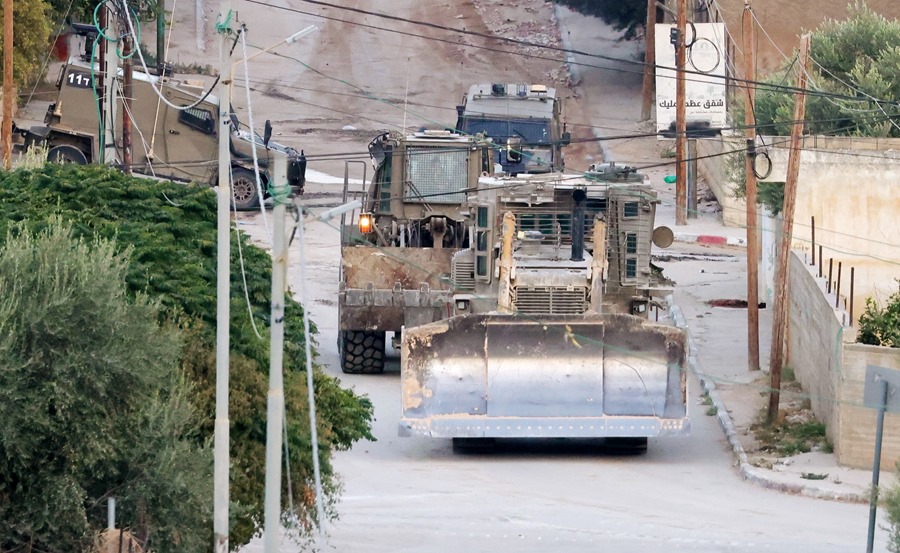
[571,189,586,261]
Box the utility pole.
[214,1,233,552]
[122,29,133,173]
[743,0,760,372]
[675,0,687,225]
[264,155,287,553]
[768,33,810,423]
[2,0,13,170]
[98,4,107,157]
[640,0,656,121]
[157,0,165,74]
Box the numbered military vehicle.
[15,36,304,209]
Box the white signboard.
[655,23,727,137]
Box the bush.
[884,471,900,553]
[0,220,211,553]
[0,164,374,546]
[857,282,900,348]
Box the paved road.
[231,210,886,552]
[239,6,888,553]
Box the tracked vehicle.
[339,130,689,445]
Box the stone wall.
[839,344,900,469]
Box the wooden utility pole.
[743,0,760,372]
[640,0,656,121]
[675,0,687,225]
[768,33,811,423]
[2,0,13,170]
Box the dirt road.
[164,0,602,180]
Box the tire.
[339,330,386,374]
[231,167,261,210]
[606,437,649,454]
[47,145,88,165]
[452,438,496,453]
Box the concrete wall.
[787,251,846,451]
[787,250,900,469]
[761,135,900,326]
[840,343,900,469]
[696,134,746,228]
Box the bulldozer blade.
[400,313,689,439]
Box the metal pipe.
[570,189,587,261]
[107,497,115,530]
[827,258,833,293]
[835,261,842,309]
[867,379,889,553]
[850,267,855,326]
[818,245,823,278]
[811,216,815,266]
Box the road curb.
[673,232,746,247]
[669,300,869,504]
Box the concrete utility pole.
[157,0,165,73]
[2,0,13,170]
[640,0,656,121]
[768,33,811,423]
[97,4,107,156]
[743,0,760,372]
[675,0,687,225]
[122,29,133,173]
[214,1,233,551]
[264,155,287,553]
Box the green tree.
[2,0,53,89]
[754,3,900,138]
[857,282,900,348]
[0,164,375,546]
[554,0,647,39]
[884,466,900,553]
[0,220,211,553]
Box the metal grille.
[405,147,468,204]
[502,195,607,243]
[451,253,476,292]
[513,286,588,315]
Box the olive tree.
[0,220,211,553]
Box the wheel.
[452,438,496,453]
[606,437,649,454]
[339,330,385,374]
[231,167,261,210]
[47,145,88,165]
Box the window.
[626,233,638,254]
[625,258,637,278]
[476,256,488,277]
[623,201,639,218]
[477,206,489,228]
[178,108,215,135]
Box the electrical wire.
[237,25,273,246]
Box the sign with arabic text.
[654,23,727,138]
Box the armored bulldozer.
[455,83,570,174]
[14,27,304,210]
[339,130,689,444]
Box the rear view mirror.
[264,120,272,148]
